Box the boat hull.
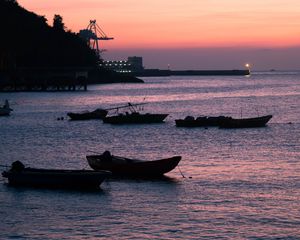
[2,169,111,189]
[0,109,11,116]
[67,109,108,120]
[175,116,228,127]
[0,100,13,116]
[86,155,181,177]
[103,113,168,124]
[219,115,273,128]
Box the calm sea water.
[0,72,299,239]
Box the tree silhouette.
[53,14,65,31]
[0,0,142,86]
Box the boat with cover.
[2,161,111,189]
[86,151,182,177]
[67,108,108,120]
[0,100,13,116]
[175,115,228,127]
[102,102,168,124]
[219,115,273,128]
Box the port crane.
[79,20,113,59]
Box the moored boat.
[175,115,228,127]
[219,115,273,128]
[0,100,13,116]
[2,161,111,189]
[86,151,182,177]
[103,112,168,124]
[67,108,108,120]
[102,102,168,124]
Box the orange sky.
[17,0,300,70]
[18,0,300,48]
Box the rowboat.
[2,161,111,189]
[67,108,108,120]
[175,116,228,127]
[0,100,13,116]
[219,115,273,128]
[86,151,182,177]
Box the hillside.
[0,0,142,89]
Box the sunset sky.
[18,0,300,70]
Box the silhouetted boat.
[175,116,228,127]
[67,108,108,120]
[86,151,181,177]
[103,112,168,124]
[2,161,111,189]
[102,102,168,124]
[0,100,13,116]
[219,115,273,128]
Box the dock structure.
[0,67,90,92]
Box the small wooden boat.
[175,115,228,127]
[0,100,13,116]
[86,151,181,177]
[103,112,168,124]
[103,102,168,124]
[2,161,111,189]
[219,115,273,128]
[67,108,108,120]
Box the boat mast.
[104,102,147,112]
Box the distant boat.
[103,112,168,124]
[102,102,168,124]
[175,116,228,127]
[2,161,111,189]
[0,100,13,116]
[86,151,181,177]
[67,108,108,120]
[219,115,273,128]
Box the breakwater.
[134,69,250,77]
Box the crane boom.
[79,20,114,59]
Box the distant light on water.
[245,63,251,76]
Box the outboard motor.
[102,151,112,161]
[11,161,25,172]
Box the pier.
[0,67,89,92]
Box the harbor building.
[101,56,144,73]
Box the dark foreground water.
[0,72,299,239]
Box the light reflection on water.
[0,73,299,239]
